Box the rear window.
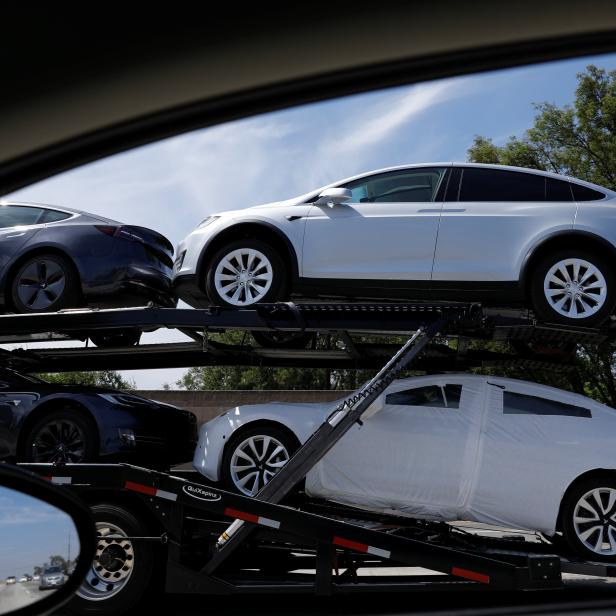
[503,391,591,418]
[571,183,605,201]
[459,168,546,201]
[545,177,574,201]
[41,208,72,223]
[0,205,46,228]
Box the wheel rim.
[573,487,616,556]
[16,259,66,310]
[77,522,135,601]
[230,435,290,496]
[31,419,86,463]
[214,248,273,306]
[543,258,607,319]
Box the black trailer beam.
[19,462,561,592]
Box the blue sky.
[8,52,616,389]
[0,487,78,579]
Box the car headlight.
[98,393,151,407]
[196,215,220,229]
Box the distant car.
[0,201,175,346]
[18,576,27,583]
[32,575,39,582]
[194,373,616,561]
[175,162,616,326]
[0,368,197,465]
[6,576,15,585]
[39,566,65,590]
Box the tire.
[205,239,286,307]
[22,408,98,463]
[561,476,616,561]
[221,425,299,496]
[10,252,80,313]
[65,504,156,616]
[251,330,315,349]
[90,329,142,348]
[530,250,615,326]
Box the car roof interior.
[1,3,616,195]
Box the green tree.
[176,330,376,391]
[35,370,134,390]
[468,65,616,190]
[468,65,616,406]
[33,566,42,576]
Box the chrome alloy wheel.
[16,258,66,310]
[214,248,273,306]
[77,522,135,601]
[230,435,290,496]
[573,487,616,556]
[543,258,607,319]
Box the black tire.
[205,239,286,307]
[221,424,299,495]
[10,252,80,313]
[561,476,616,562]
[22,408,98,463]
[530,249,615,326]
[251,330,315,349]
[65,503,156,616]
[90,329,142,348]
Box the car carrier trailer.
[2,301,616,614]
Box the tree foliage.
[468,65,616,190]
[176,331,376,390]
[35,370,134,390]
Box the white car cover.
[304,375,616,534]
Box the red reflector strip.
[333,536,369,552]
[224,508,259,524]
[223,508,280,529]
[125,481,157,496]
[332,536,391,559]
[452,567,490,584]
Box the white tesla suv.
[193,373,616,561]
[174,163,616,326]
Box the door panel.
[312,379,484,516]
[432,201,576,281]
[301,166,448,280]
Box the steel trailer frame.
[5,300,616,603]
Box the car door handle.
[417,209,442,213]
[441,208,466,213]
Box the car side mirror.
[0,464,95,616]
[360,394,385,422]
[314,188,352,207]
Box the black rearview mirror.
[0,465,95,616]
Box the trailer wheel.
[66,504,155,616]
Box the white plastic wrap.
[305,375,616,535]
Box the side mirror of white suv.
[314,187,353,207]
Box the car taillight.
[95,225,144,242]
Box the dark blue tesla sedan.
[0,368,197,465]
[0,200,175,317]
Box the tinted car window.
[545,177,574,201]
[344,167,447,203]
[503,391,591,418]
[459,168,545,201]
[443,384,463,408]
[0,205,46,228]
[571,183,605,201]
[40,208,72,223]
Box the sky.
[0,487,78,580]
[7,52,616,389]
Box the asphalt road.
[0,580,56,612]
